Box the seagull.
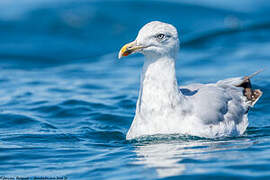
[118,21,262,140]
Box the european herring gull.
[118,21,262,140]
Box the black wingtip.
[236,76,263,107]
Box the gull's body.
[118,21,262,140]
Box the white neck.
[127,55,190,139]
[136,55,183,116]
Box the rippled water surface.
[0,0,270,179]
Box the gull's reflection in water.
[134,142,185,178]
[132,135,253,178]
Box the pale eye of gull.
[155,33,165,40]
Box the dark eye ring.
[156,34,165,40]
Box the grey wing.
[180,80,248,125]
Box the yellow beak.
[118,41,144,59]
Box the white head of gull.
[118,21,262,140]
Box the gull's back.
[179,75,262,137]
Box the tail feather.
[248,69,264,79]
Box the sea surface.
[0,0,270,179]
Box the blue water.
[0,0,270,179]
